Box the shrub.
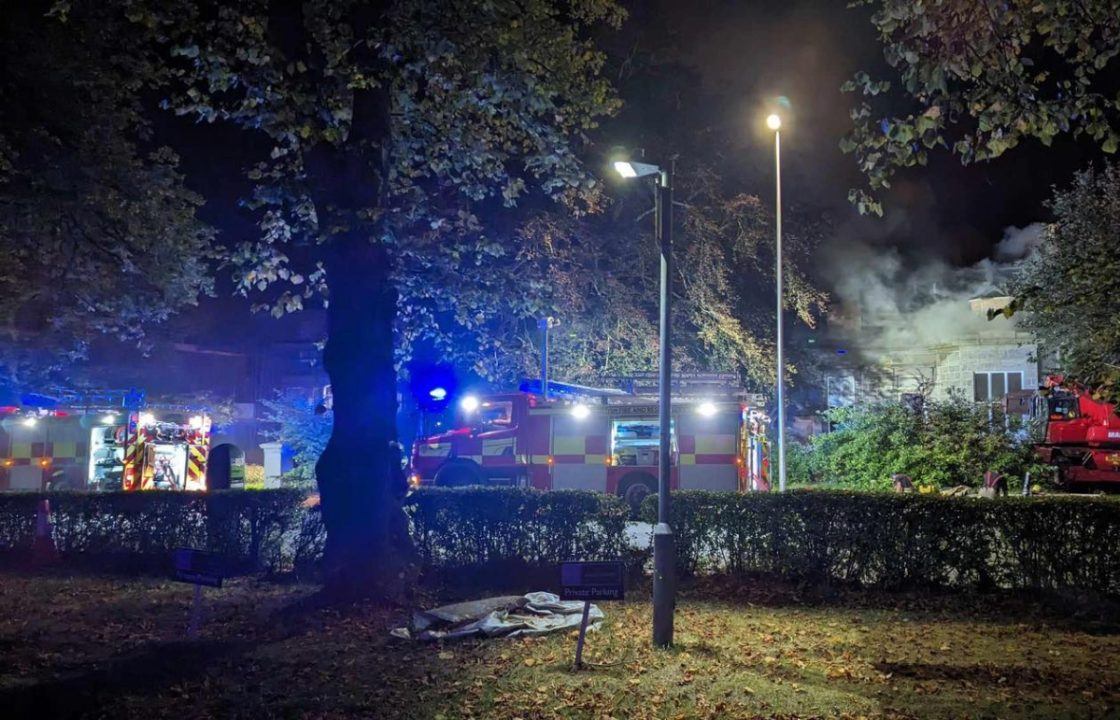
[641,490,1120,594]
[0,487,630,582]
[0,490,308,572]
[808,399,1039,490]
[408,487,631,577]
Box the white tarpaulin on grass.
[391,592,604,641]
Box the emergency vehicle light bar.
[518,378,630,399]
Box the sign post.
[560,561,624,670]
[171,548,225,639]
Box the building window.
[973,371,1023,402]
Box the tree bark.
[316,235,415,599]
[308,70,415,599]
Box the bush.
[0,488,630,583]
[808,400,1039,490]
[0,490,309,573]
[408,488,629,571]
[641,490,1120,594]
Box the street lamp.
[767,113,787,493]
[613,154,675,648]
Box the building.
[820,293,1039,409]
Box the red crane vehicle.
[1033,375,1120,487]
[409,377,771,509]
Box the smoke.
[824,223,1046,354]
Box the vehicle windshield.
[464,400,514,430]
[1048,396,1079,420]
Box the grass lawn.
[1,570,1118,719]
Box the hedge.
[408,487,630,574]
[640,490,1120,595]
[0,488,629,579]
[0,490,314,573]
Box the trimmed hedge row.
[0,490,314,572]
[409,487,629,572]
[0,488,629,577]
[640,490,1120,594]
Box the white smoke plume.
[825,223,1046,354]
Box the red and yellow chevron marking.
[122,423,149,491]
[186,444,208,490]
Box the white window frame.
[973,371,1024,402]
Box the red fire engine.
[410,381,771,508]
[1033,375,1120,486]
[0,389,212,492]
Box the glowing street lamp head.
[613,160,638,178]
[460,395,480,413]
[571,404,591,420]
[612,159,661,179]
[428,386,448,401]
[697,401,718,418]
[766,113,782,131]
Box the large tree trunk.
[308,69,415,598]
[316,236,415,599]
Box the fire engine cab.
[410,380,771,508]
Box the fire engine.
[0,389,213,492]
[1032,375,1120,486]
[410,379,771,508]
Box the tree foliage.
[1001,162,1120,396]
[110,0,625,594]
[844,0,1120,214]
[798,399,1038,490]
[0,1,215,387]
[506,162,828,391]
[259,389,332,488]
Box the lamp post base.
[652,522,675,647]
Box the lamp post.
[767,113,787,493]
[613,157,675,647]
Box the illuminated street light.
[460,395,480,413]
[428,387,448,401]
[613,152,676,648]
[696,401,718,418]
[767,111,787,493]
[571,404,591,420]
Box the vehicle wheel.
[619,473,657,515]
[434,463,484,488]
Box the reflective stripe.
[482,438,515,456]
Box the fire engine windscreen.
[611,419,677,467]
[461,400,513,429]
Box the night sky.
[622,0,1098,268]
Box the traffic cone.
[32,499,60,566]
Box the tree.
[500,160,829,393]
[1000,163,1120,395]
[0,1,215,390]
[843,0,1120,215]
[803,398,1037,490]
[260,389,332,488]
[114,0,623,596]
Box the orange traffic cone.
[32,499,60,566]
